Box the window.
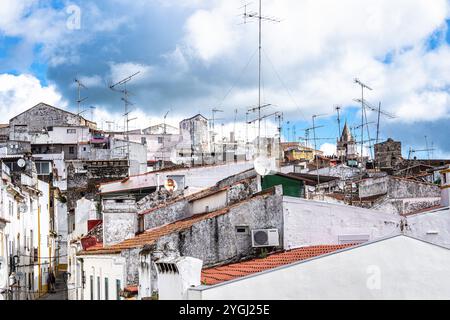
[97,276,101,300]
[116,280,121,300]
[90,276,94,300]
[9,201,13,216]
[158,137,164,144]
[36,162,51,175]
[104,278,109,300]
[67,129,76,134]
[69,146,75,154]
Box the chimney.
[441,166,450,207]
[155,257,203,300]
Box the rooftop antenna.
[74,78,88,115]
[211,108,225,155]
[106,121,114,132]
[335,105,342,138]
[354,78,373,169]
[312,113,328,186]
[89,106,96,123]
[241,0,280,156]
[109,71,141,174]
[163,110,170,135]
[275,112,283,166]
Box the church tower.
[336,122,357,163]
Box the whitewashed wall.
[82,255,126,300]
[406,208,450,248]
[188,236,450,300]
[282,197,401,249]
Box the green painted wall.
[261,175,305,198]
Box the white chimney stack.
[440,166,450,207]
[156,257,203,300]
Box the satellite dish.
[164,178,178,192]
[17,158,26,168]
[19,202,28,213]
[254,156,277,177]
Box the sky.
[0,0,450,159]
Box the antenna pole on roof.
[109,71,141,175]
[74,78,88,115]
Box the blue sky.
[0,0,449,158]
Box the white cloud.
[181,0,450,123]
[108,62,153,84]
[0,73,66,123]
[320,143,337,156]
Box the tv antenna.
[241,0,280,156]
[312,113,328,186]
[210,108,225,155]
[109,71,141,173]
[74,78,88,114]
[354,78,373,168]
[335,105,342,138]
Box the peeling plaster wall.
[282,197,401,249]
[374,197,441,215]
[103,198,137,246]
[153,193,284,268]
[359,176,440,199]
[143,200,189,230]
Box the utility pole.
[242,0,280,156]
[354,78,373,169]
[109,71,141,175]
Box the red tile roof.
[201,244,355,285]
[124,285,138,293]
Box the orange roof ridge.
[201,244,355,286]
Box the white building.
[186,235,450,300]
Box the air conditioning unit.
[251,229,280,248]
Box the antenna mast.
[74,78,88,114]
[242,0,280,156]
[109,71,141,173]
[354,78,373,169]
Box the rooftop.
[79,188,276,256]
[201,244,355,285]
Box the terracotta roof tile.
[201,244,355,285]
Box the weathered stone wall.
[9,103,84,135]
[143,200,190,230]
[103,211,137,246]
[153,192,284,268]
[374,197,441,215]
[387,178,439,199]
[359,176,440,199]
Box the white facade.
[30,126,90,145]
[74,197,97,239]
[188,236,450,300]
[282,197,401,249]
[81,255,126,300]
